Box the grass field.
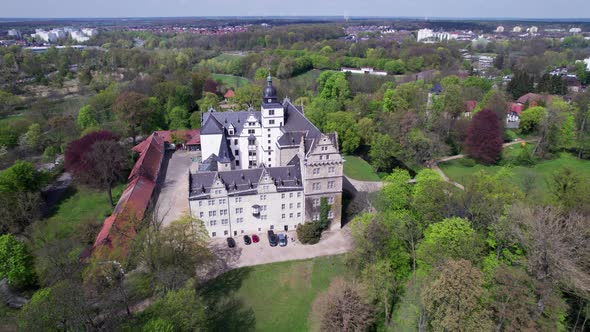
[201,255,348,332]
[211,73,250,89]
[31,184,125,246]
[343,155,381,181]
[439,152,590,202]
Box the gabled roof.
[200,113,224,135]
[129,133,165,181]
[224,89,235,98]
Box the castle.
[188,76,343,238]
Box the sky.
[3,0,590,19]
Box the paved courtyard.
[210,227,353,268]
[155,151,199,227]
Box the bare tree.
[314,277,375,332]
[509,205,590,316]
[84,140,128,207]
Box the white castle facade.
[189,76,343,238]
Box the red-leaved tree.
[464,109,503,164]
[65,131,128,206]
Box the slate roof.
[189,163,302,198]
[199,154,219,172]
[201,110,261,136]
[217,130,235,163]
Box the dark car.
[267,230,278,247]
[243,235,252,245]
[227,237,236,248]
[252,234,260,243]
[277,233,288,247]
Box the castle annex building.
[189,76,343,238]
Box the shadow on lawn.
[200,267,255,331]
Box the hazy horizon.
[3,0,590,20]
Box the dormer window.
[268,99,272,103]
[229,129,234,135]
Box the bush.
[504,129,518,142]
[458,158,476,167]
[296,222,322,244]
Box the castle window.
[328,166,335,174]
[319,155,323,160]
[289,203,294,209]
[282,214,285,219]
[269,110,275,116]
[235,197,242,203]
[328,197,335,204]
[222,219,228,225]
[234,139,238,145]
[328,181,335,189]
[328,211,334,219]
[313,168,320,175]
[260,194,267,200]
[210,220,216,226]
[312,182,321,191]
[248,129,255,134]
[289,213,293,218]
[281,193,285,198]
[199,212,204,218]
[235,149,239,155]
[219,199,226,204]
[297,192,301,198]
[297,202,301,208]
[313,198,320,207]
[289,193,293,198]
[212,232,216,237]
[198,201,202,207]
[269,120,275,125]
[208,200,215,206]
[236,160,240,166]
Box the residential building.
[341,67,387,76]
[190,76,343,237]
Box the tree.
[0,160,44,192]
[0,90,21,117]
[65,131,127,206]
[507,70,534,99]
[519,106,546,133]
[18,281,92,331]
[490,264,539,331]
[133,214,211,292]
[0,234,36,288]
[234,84,262,109]
[378,169,412,211]
[112,91,150,144]
[421,259,493,332]
[509,205,589,322]
[77,105,98,130]
[325,112,360,154]
[315,278,375,332]
[464,109,503,164]
[168,106,190,130]
[197,92,220,112]
[416,217,482,267]
[369,134,400,172]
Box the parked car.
[227,237,236,248]
[243,235,252,245]
[251,234,260,243]
[277,233,288,247]
[267,230,278,247]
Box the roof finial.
[267,72,272,86]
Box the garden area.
[200,255,348,332]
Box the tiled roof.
[224,89,235,98]
[465,100,478,112]
[153,129,200,145]
[129,133,165,181]
[91,132,165,260]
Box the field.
[211,73,250,89]
[439,152,590,202]
[201,255,348,332]
[343,155,381,181]
[30,184,125,246]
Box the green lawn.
[201,255,348,332]
[31,184,125,246]
[211,73,250,89]
[439,153,590,202]
[343,155,381,181]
